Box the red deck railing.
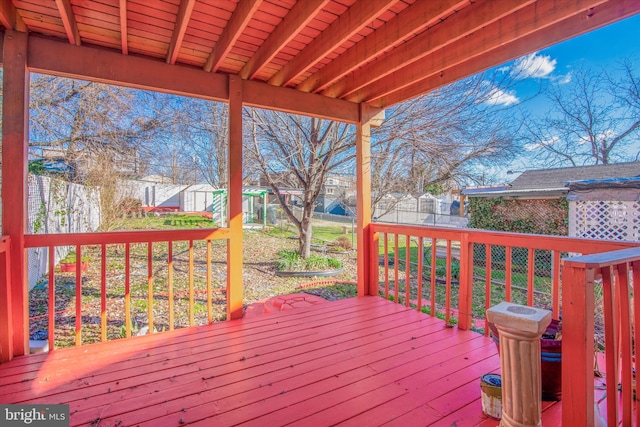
[24,229,229,350]
[369,223,638,331]
[562,247,640,426]
[369,224,640,425]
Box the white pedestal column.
[487,302,552,427]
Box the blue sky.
[482,13,640,182]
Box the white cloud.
[511,52,557,79]
[524,135,559,151]
[485,87,519,106]
[557,72,572,84]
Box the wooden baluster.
[189,239,195,326]
[168,241,174,331]
[484,244,492,336]
[445,239,452,324]
[101,243,107,342]
[615,263,633,425]
[431,238,436,317]
[505,246,512,303]
[48,245,55,351]
[527,248,534,306]
[552,250,560,319]
[632,260,640,427]
[417,237,423,312]
[394,234,399,304]
[405,235,410,307]
[147,242,153,334]
[601,266,619,426]
[75,245,82,346]
[207,240,212,324]
[124,243,131,338]
[384,233,389,300]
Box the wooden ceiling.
[1,0,638,112]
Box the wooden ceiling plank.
[204,0,262,72]
[268,0,395,87]
[0,0,17,29]
[166,0,196,64]
[356,0,611,104]
[373,0,640,109]
[55,0,82,45]
[120,0,128,54]
[325,0,539,99]
[239,0,330,80]
[296,0,469,94]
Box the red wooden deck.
[0,296,564,426]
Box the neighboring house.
[315,175,356,215]
[464,162,640,236]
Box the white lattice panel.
[569,200,640,241]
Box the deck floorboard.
[0,296,569,426]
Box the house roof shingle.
[509,162,640,190]
[462,162,640,198]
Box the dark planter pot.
[489,319,562,401]
[60,261,89,273]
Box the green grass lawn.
[116,214,214,230]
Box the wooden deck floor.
[0,296,563,426]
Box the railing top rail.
[370,222,639,253]
[24,228,229,247]
[562,246,640,269]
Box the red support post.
[561,262,595,427]
[2,30,29,357]
[356,104,371,296]
[457,233,474,330]
[227,75,244,320]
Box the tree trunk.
[298,203,314,258]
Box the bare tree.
[245,71,521,255]
[246,109,353,257]
[29,74,163,178]
[174,99,229,187]
[26,75,172,229]
[368,72,520,216]
[519,59,640,166]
